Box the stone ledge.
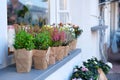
[91,25,108,31]
[0,49,81,80]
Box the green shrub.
[34,31,52,50]
[14,30,35,50]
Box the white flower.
[74,69,78,72]
[89,78,93,80]
[77,78,82,80]
[106,62,113,69]
[94,61,97,64]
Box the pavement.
[107,47,120,80]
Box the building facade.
[0,0,117,79]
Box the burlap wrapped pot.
[64,45,69,57]
[55,46,65,61]
[33,47,50,70]
[49,47,56,65]
[69,39,77,51]
[98,68,107,80]
[14,49,33,73]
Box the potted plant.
[33,30,52,69]
[60,24,72,57]
[69,24,83,51]
[51,27,66,61]
[71,66,93,80]
[83,57,111,80]
[14,30,35,72]
[42,26,57,65]
[71,57,111,80]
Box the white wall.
[46,0,101,80]
[70,0,101,61]
[45,53,82,80]
[0,0,8,68]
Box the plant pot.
[49,46,65,62]
[98,68,107,80]
[64,45,70,57]
[49,47,56,65]
[14,49,33,73]
[55,46,65,61]
[69,39,77,51]
[33,47,50,70]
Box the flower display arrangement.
[14,30,35,72]
[13,23,83,72]
[71,57,111,80]
[33,29,52,69]
[52,27,65,47]
[72,66,93,80]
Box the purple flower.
[81,67,88,71]
[60,31,66,42]
[52,28,60,41]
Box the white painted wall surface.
[45,53,82,80]
[70,0,101,61]
[0,0,8,68]
[46,0,101,80]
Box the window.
[56,0,70,24]
[7,0,49,55]
[7,0,48,26]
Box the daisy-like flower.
[74,68,78,72]
[106,62,113,69]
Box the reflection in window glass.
[7,0,48,26]
[7,0,48,55]
[59,13,69,23]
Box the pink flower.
[52,28,60,41]
[59,31,66,42]
[81,67,88,71]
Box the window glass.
[7,0,48,55]
[57,0,70,23]
[7,0,48,26]
[59,13,69,23]
[59,0,67,10]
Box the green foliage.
[71,57,111,80]
[14,30,35,50]
[71,66,93,80]
[34,31,52,50]
[83,57,111,80]
[52,41,61,47]
[73,26,83,38]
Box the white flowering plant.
[83,57,111,80]
[71,66,93,80]
[71,57,111,80]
